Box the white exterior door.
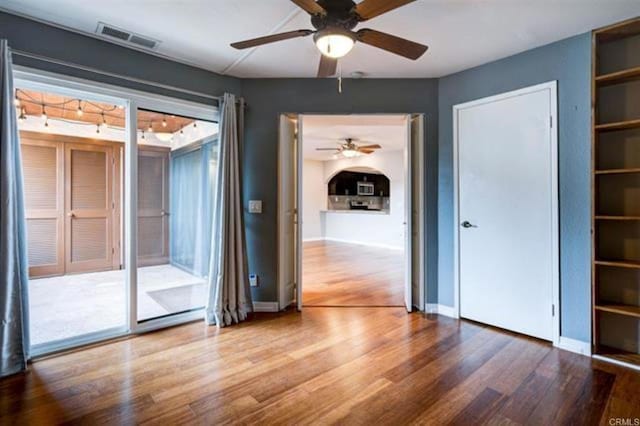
[456,83,558,341]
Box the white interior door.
[456,83,558,341]
[410,114,425,311]
[278,114,299,310]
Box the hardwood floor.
[1,308,639,425]
[302,240,404,306]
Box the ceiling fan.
[316,138,382,157]
[230,0,428,78]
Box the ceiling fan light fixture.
[341,148,358,158]
[314,29,354,59]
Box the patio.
[29,264,206,346]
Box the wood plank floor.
[1,308,639,425]
[302,240,404,306]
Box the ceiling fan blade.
[317,55,338,78]
[291,0,326,15]
[355,0,416,21]
[357,29,428,60]
[231,29,313,49]
[359,149,376,154]
[357,144,382,149]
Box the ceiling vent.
[96,22,160,50]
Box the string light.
[19,92,200,138]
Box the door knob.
[461,221,477,228]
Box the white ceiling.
[302,114,407,161]
[1,0,639,78]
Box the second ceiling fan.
[230,0,428,78]
[316,138,382,157]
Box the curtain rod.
[11,49,225,103]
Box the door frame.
[277,113,426,312]
[452,81,560,345]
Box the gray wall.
[241,79,439,302]
[0,12,241,103]
[438,33,592,342]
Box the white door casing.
[295,116,303,311]
[453,82,559,343]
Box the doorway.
[277,113,425,312]
[453,82,560,343]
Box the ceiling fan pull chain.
[338,61,343,94]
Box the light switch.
[248,200,262,213]
[249,274,258,287]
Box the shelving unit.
[595,66,640,87]
[592,17,640,369]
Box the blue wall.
[437,33,592,342]
[241,78,440,302]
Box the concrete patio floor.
[29,264,206,346]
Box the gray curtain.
[0,40,29,377]
[205,93,252,326]
[170,139,218,277]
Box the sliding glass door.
[16,83,129,354]
[135,108,219,322]
[15,68,219,355]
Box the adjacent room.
[301,114,408,307]
[1,0,640,424]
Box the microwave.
[357,181,375,196]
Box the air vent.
[100,25,129,41]
[129,35,157,49]
[96,22,160,50]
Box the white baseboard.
[424,304,458,318]
[321,237,404,251]
[302,237,324,242]
[252,301,279,312]
[436,304,458,318]
[555,337,591,356]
